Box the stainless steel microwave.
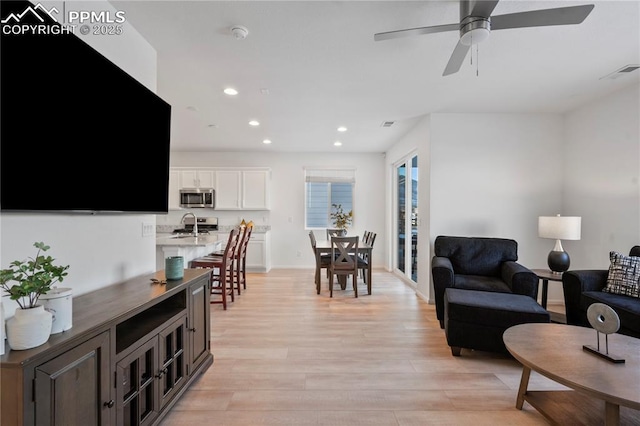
[179,188,215,208]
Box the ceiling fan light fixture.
[460,19,491,46]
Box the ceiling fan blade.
[470,0,500,18]
[374,23,459,41]
[443,41,471,76]
[491,4,594,31]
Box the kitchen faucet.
[181,212,198,237]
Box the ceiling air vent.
[600,64,640,80]
[380,121,395,127]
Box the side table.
[531,268,565,323]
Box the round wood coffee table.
[503,323,640,426]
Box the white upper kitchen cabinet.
[215,169,270,210]
[180,169,215,189]
[215,170,242,209]
[168,170,181,210]
[170,167,270,211]
[242,170,270,210]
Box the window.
[305,168,355,228]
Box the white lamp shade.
[538,215,581,240]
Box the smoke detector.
[230,25,249,40]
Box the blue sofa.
[562,246,640,339]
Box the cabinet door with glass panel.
[116,336,159,426]
[115,315,187,426]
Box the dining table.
[313,239,373,293]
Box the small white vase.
[6,305,53,350]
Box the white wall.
[164,152,386,269]
[385,97,640,306]
[430,113,565,249]
[429,113,565,302]
[564,83,640,269]
[1,2,158,315]
[385,113,566,302]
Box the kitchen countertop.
[217,225,270,233]
[156,234,223,247]
[156,225,271,234]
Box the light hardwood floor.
[160,269,563,425]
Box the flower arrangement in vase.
[0,242,70,350]
[330,203,353,231]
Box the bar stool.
[190,227,240,310]
[208,225,252,295]
[236,225,252,292]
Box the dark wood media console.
[1,268,213,426]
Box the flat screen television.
[0,0,171,214]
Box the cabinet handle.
[155,368,168,379]
[189,327,196,332]
[104,400,115,408]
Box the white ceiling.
[112,0,640,153]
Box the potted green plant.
[330,203,353,231]
[0,242,70,350]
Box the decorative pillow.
[603,251,640,298]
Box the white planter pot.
[0,298,5,355]
[41,288,73,334]
[6,305,53,350]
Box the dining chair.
[190,227,240,310]
[329,236,359,298]
[363,230,371,245]
[368,232,377,247]
[360,232,376,294]
[326,228,346,239]
[309,231,331,294]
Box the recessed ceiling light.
[263,139,272,144]
[337,126,347,132]
[223,88,238,96]
[186,106,198,111]
[334,141,342,147]
[249,120,260,126]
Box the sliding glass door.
[395,155,418,282]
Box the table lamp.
[538,214,581,273]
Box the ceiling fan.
[374,0,595,76]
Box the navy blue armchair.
[562,246,640,338]
[431,236,539,328]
